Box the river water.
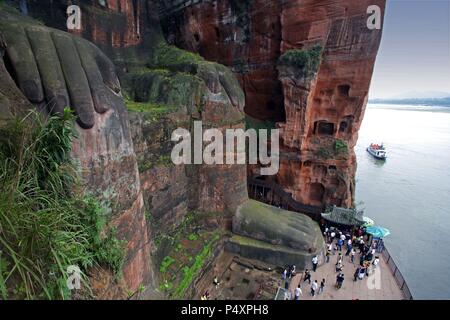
[355,104,450,299]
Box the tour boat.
[367,143,387,160]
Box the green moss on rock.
[278,45,323,78]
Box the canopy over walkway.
[321,205,365,226]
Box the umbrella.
[365,226,390,238]
[362,216,375,227]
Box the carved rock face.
[229,199,325,268]
[1,1,249,297]
[159,0,385,208]
[0,7,154,296]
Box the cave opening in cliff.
[339,115,354,133]
[314,121,335,135]
[337,84,350,97]
[339,121,348,132]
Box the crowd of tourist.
[282,225,384,300]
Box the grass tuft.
[0,109,124,299]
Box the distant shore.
[369,97,450,107]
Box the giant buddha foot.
[227,200,326,269]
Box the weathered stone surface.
[276,0,385,208]
[159,0,285,122]
[0,7,154,296]
[23,0,146,49]
[2,1,250,297]
[228,200,325,268]
[225,235,321,270]
[233,200,324,252]
[0,0,382,298]
[159,0,385,208]
[126,51,249,228]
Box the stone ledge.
[225,235,322,269]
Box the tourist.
[337,238,344,251]
[287,265,292,279]
[373,256,380,268]
[340,233,346,241]
[358,267,366,280]
[336,253,343,264]
[312,255,319,272]
[345,232,351,241]
[359,238,365,253]
[335,261,343,273]
[330,230,336,242]
[282,268,287,280]
[201,290,210,300]
[354,267,361,281]
[360,254,365,266]
[294,285,303,300]
[304,269,312,284]
[364,261,371,276]
[326,248,331,263]
[213,276,220,289]
[284,290,292,300]
[345,242,352,256]
[336,273,344,289]
[328,242,333,252]
[291,265,297,276]
[350,248,356,264]
[311,280,318,296]
[319,279,325,294]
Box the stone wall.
[158,0,385,208]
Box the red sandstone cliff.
[2,0,247,298]
[159,0,385,208]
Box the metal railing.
[380,246,414,300]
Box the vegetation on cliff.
[155,212,221,299]
[278,45,324,78]
[315,138,349,160]
[0,110,124,299]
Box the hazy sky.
[369,0,450,99]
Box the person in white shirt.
[350,248,356,264]
[295,285,302,300]
[312,255,319,272]
[282,268,287,280]
[284,290,292,300]
[340,234,346,241]
[330,231,336,241]
[373,257,380,268]
[311,280,318,296]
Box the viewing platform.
[280,246,410,300]
[196,244,412,300]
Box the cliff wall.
[158,0,385,208]
[1,0,247,298]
